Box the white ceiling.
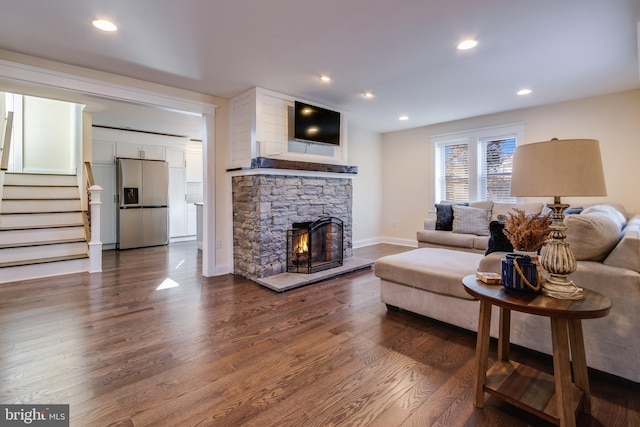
[1,0,639,138]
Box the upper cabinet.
[185,141,203,182]
[166,147,186,168]
[93,140,116,164]
[116,143,165,160]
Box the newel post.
[88,184,103,273]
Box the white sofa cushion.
[604,214,640,272]
[375,248,482,300]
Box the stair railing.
[0,112,14,211]
[84,161,103,273]
[1,112,13,172]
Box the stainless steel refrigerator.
[117,158,169,249]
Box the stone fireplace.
[231,159,354,281]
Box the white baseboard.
[170,235,197,243]
[353,237,384,248]
[381,237,418,248]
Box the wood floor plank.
[0,242,637,426]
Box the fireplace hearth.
[287,217,344,274]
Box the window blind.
[480,137,516,202]
[440,142,469,202]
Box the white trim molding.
[0,58,216,116]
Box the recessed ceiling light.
[457,39,478,50]
[92,19,117,32]
[363,91,375,99]
[319,75,331,82]
[517,88,532,96]
[399,115,409,121]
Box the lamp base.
[541,275,584,300]
[539,198,583,300]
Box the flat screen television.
[293,101,341,146]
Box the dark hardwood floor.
[1,242,638,426]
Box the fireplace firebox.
[287,217,344,274]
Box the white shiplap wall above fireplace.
[229,87,348,169]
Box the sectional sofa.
[376,202,640,383]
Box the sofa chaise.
[376,203,640,383]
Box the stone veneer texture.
[232,174,353,280]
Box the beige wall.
[348,125,383,247]
[380,89,640,245]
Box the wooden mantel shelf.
[227,157,358,175]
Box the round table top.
[462,275,611,319]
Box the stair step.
[0,227,86,246]
[4,173,77,186]
[0,241,87,264]
[0,256,89,283]
[0,212,84,229]
[1,199,81,213]
[0,254,88,270]
[2,185,79,199]
[0,222,84,231]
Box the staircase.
[0,172,89,283]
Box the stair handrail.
[84,161,95,188]
[84,161,103,273]
[1,112,13,171]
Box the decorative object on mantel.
[510,138,607,300]
[500,208,551,292]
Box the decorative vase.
[501,252,540,293]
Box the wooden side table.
[462,275,611,427]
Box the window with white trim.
[431,124,523,204]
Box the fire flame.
[296,233,309,254]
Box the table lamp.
[510,138,607,300]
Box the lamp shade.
[510,138,607,197]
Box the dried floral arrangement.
[503,208,552,252]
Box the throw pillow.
[581,204,626,229]
[542,205,583,216]
[435,204,454,231]
[452,205,491,236]
[564,207,583,215]
[565,214,622,261]
[485,221,514,255]
[435,202,468,231]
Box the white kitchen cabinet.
[186,142,203,182]
[116,143,165,160]
[169,167,188,237]
[92,163,117,245]
[187,203,197,236]
[93,140,116,164]
[166,147,186,168]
